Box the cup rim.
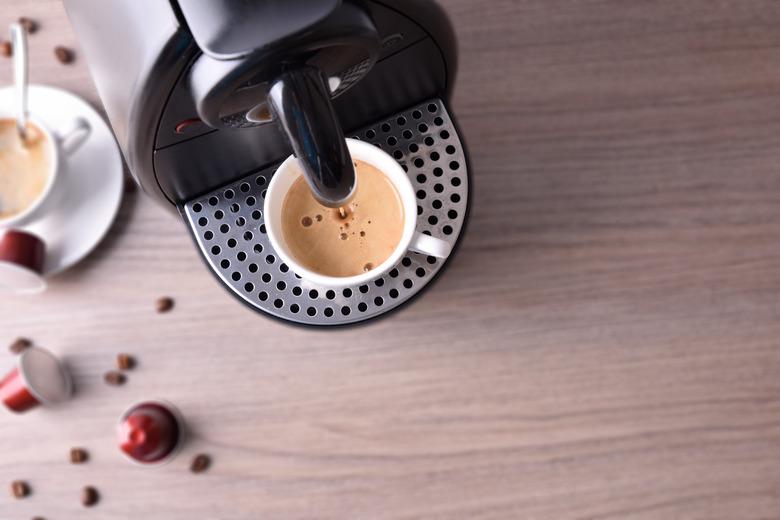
[0,113,60,228]
[264,138,417,288]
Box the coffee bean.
[156,296,174,313]
[117,353,135,371]
[190,453,211,474]
[54,46,74,64]
[9,337,32,354]
[81,486,98,507]
[103,370,126,386]
[18,17,38,34]
[70,447,88,464]
[0,41,11,57]
[11,480,29,498]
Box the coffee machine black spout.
[268,66,356,208]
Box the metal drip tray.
[183,98,469,325]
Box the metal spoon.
[10,23,28,142]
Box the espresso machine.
[64,0,470,325]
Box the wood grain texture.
[1,1,780,518]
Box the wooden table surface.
[2,1,780,518]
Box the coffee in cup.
[281,159,404,277]
[0,119,53,220]
[265,138,451,288]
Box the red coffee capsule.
[0,346,73,413]
[0,230,46,294]
[117,400,185,465]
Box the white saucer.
[0,85,124,275]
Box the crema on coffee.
[281,159,404,277]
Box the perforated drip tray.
[183,98,468,325]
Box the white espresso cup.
[265,138,452,288]
[0,111,91,228]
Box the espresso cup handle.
[409,232,452,258]
[56,117,91,156]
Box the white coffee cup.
[0,111,90,228]
[265,138,452,288]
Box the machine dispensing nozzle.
[268,66,356,208]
